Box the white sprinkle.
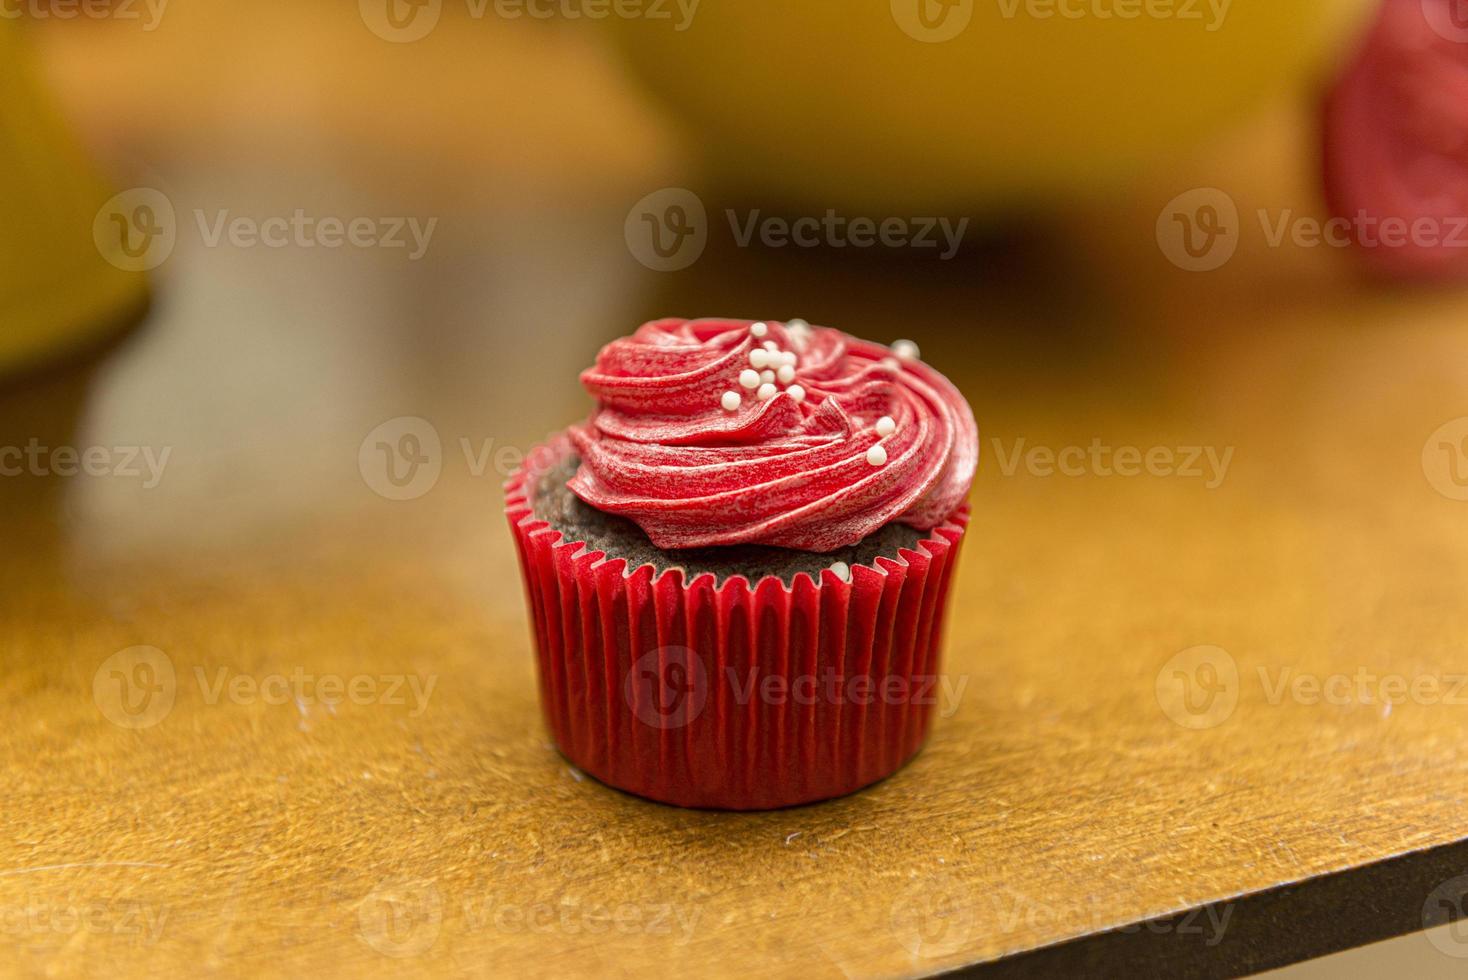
[866,444,888,467]
[876,416,896,436]
[751,322,768,338]
[786,319,811,349]
[757,383,777,401]
[781,351,798,367]
[777,364,796,384]
[739,369,760,389]
[892,339,920,361]
[830,561,851,582]
[762,340,779,351]
[761,369,775,384]
[787,384,806,402]
[721,391,741,411]
[749,348,770,369]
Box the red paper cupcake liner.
[505,436,969,810]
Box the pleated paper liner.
[506,436,969,810]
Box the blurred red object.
[1324,0,1468,280]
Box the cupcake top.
[567,317,978,553]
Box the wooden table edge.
[941,836,1468,979]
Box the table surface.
[5,7,1468,978]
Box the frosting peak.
[567,318,978,552]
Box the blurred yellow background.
[609,0,1374,208]
[0,20,146,377]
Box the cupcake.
[506,317,978,810]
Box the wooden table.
[5,8,1468,977]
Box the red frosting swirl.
[566,318,978,552]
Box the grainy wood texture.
[4,6,1468,978]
